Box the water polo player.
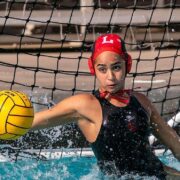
[32,34,180,179]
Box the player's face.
[94,51,126,93]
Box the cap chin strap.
[99,89,131,105]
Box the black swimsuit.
[91,90,166,179]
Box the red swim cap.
[88,34,132,75]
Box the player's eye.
[112,65,122,71]
[98,67,107,73]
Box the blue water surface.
[0,155,179,180]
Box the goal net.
[0,0,180,160]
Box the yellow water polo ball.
[0,90,34,140]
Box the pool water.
[0,157,97,180]
[0,154,180,180]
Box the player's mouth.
[107,84,117,88]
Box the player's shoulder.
[132,91,149,101]
[132,91,152,115]
[70,93,98,106]
[70,93,101,120]
[73,93,96,101]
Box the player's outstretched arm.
[150,102,180,161]
[134,92,180,161]
[31,94,96,131]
